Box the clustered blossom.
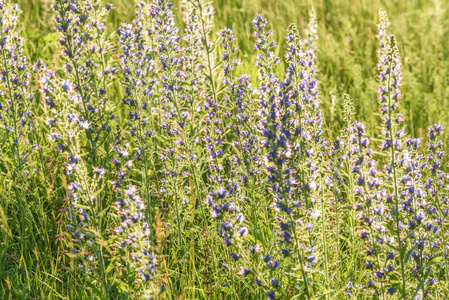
[118,1,156,208]
[111,152,161,298]
[113,4,168,297]
[376,10,391,57]
[253,14,280,81]
[365,10,445,298]
[46,0,118,292]
[221,28,263,192]
[203,27,264,287]
[40,63,107,276]
[371,11,410,297]
[203,31,236,274]
[53,0,117,164]
[252,15,286,299]
[325,95,355,274]
[304,8,318,54]
[152,0,185,195]
[151,0,204,236]
[349,120,390,297]
[326,136,346,205]
[326,134,348,291]
[424,123,447,295]
[113,185,156,277]
[151,2,221,295]
[223,30,265,268]
[181,0,215,94]
[202,88,233,239]
[0,1,36,175]
[426,124,447,259]
[254,18,326,298]
[327,95,353,210]
[181,0,206,107]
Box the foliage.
[0,0,448,299]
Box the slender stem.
[386,58,406,298]
[274,161,311,299]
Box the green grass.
[1,0,448,299]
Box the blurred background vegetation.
[18,0,449,139]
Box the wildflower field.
[1,0,449,299]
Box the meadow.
[0,0,449,299]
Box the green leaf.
[84,280,103,299]
[428,256,443,265]
[221,284,232,295]
[411,268,431,300]
[404,246,415,265]
[384,222,395,233]
[105,254,118,275]
[384,242,398,252]
[92,186,105,198]
[97,206,109,218]
[73,203,91,210]
[388,274,400,285]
